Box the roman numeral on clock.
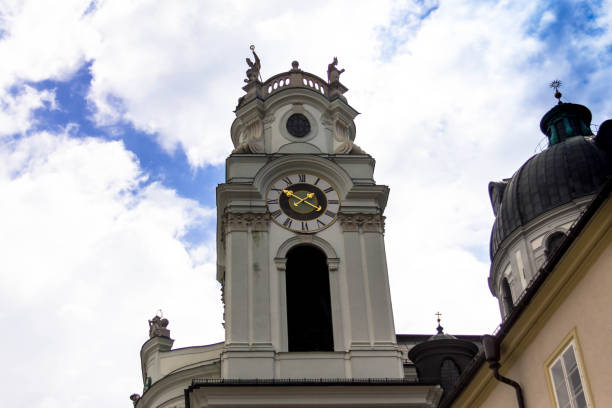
[282,177,292,186]
[267,199,277,204]
[325,210,336,218]
[301,222,308,231]
[298,174,306,182]
[271,209,281,218]
[317,219,325,227]
[324,187,333,193]
[314,177,320,185]
[328,199,339,204]
[283,218,292,228]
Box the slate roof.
[490,136,612,259]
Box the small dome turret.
[408,317,478,394]
[540,102,593,145]
[488,86,612,319]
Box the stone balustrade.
[263,71,328,97]
[238,61,347,109]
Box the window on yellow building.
[548,340,590,408]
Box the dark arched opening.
[286,245,334,351]
[545,231,566,260]
[500,277,513,317]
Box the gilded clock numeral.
[271,209,281,218]
[328,199,339,204]
[282,177,292,186]
[301,222,308,231]
[325,210,336,218]
[283,218,292,228]
[298,174,306,182]
[324,187,333,193]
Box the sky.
[0,0,611,406]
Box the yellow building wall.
[453,199,612,408]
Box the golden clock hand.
[300,198,322,211]
[283,189,320,211]
[292,192,314,206]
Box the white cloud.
[0,85,56,136]
[0,0,611,406]
[0,0,93,87]
[0,131,222,407]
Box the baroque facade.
[132,53,612,408]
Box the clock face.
[266,173,340,233]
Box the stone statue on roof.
[148,315,170,338]
[327,57,345,84]
[244,47,261,83]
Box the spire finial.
[435,311,443,334]
[550,79,563,104]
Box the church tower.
[217,51,403,379]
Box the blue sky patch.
[24,61,224,208]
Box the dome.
[489,135,612,259]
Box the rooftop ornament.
[435,311,443,334]
[550,79,563,104]
[148,310,170,338]
[236,51,350,109]
[327,56,345,84]
[244,45,261,83]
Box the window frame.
[545,330,593,408]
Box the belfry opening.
[285,245,334,352]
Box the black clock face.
[286,113,310,138]
[266,173,340,233]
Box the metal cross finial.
[550,79,563,103]
[435,311,444,334]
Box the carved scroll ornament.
[232,119,264,154]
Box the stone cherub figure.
[327,57,345,84]
[244,48,261,83]
[148,315,170,338]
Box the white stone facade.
[136,61,441,408]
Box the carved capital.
[338,213,385,234]
[327,257,340,272]
[274,257,287,272]
[223,212,249,232]
[223,212,270,233]
[250,212,271,232]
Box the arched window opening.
[545,231,566,260]
[440,359,461,392]
[500,278,513,317]
[286,245,334,352]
